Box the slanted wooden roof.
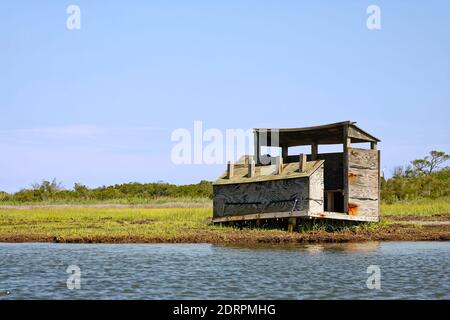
[213,160,324,185]
[254,121,380,146]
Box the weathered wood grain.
[212,210,310,222]
[348,148,378,169]
[285,153,343,191]
[348,126,378,143]
[309,165,324,214]
[299,153,307,172]
[317,153,343,191]
[212,210,379,223]
[248,159,255,177]
[213,177,311,217]
[347,147,379,218]
[343,125,350,213]
[214,160,323,185]
[226,161,234,179]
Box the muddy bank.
[1,224,449,244]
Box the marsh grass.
[295,220,391,233]
[297,220,352,233]
[381,197,450,217]
[0,207,212,241]
[0,198,449,243]
[0,207,383,242]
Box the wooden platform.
[211,210,379,223]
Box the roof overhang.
[254,121,380,146]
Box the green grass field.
[0,207,215,242]
[381,197,450,217]
[0,197,448,243]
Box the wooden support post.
[287,217,297,232]
[226,161,234,179]
[299,153,307,172]
[254,131,260,164]
[276,156,283,174]
[343,125,350,214]
[326,191,334,212]
[371,141,377,150]
[377,150,381,221]
[248,158,255,178]
[311,142,318,160]
[345,137,352,149]
[281,145,288,161]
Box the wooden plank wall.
[286,153,343,191]
[213,177,311,217]
[316,153,343,191]
[347,147,379,218]
[308,166,324,214]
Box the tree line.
[0,180,213,203]
[0,151,448,204]
[381,151,449,203]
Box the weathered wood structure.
[212,121,381,227]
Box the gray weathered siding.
[347,147,379,218]
[285,153,343,191]
[316,153,343,191]
[213,177,311,218]
[308,166,324,214]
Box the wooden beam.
[348,125,380,143]
[254,131,260,164]
[275,156,283,174]
[212,211,309,223]
[281,145,288,160]
[371,141,378,150]
[343,125,349,214]
[308,211,378,222]
[378,150,381,221]
[345,137,352,149]
[248,158,255,178]
[211,210,379,223]
[226,161,234,179]
[299,153,307,172]
[311,142,318,160]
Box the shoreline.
[1,206,449,245]
[0,223,449,244]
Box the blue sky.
[1,0,449,192]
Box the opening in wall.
[318,144,343,153]
[324,191,344,213]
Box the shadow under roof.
[254,121,380,146]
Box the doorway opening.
[324,191,344,213]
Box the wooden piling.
[311,142,318,160]
[299,153,307,172]
[276,156,283,174]
[248,158,255,178]
[227,161,234,179]
[287,217,297,232]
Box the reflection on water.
[224,241,382,254]
[0,241,449,300]
[308,241,382,253]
